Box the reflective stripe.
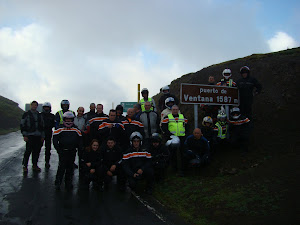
[58,110,74,124]
[53,127,82,136]
[215,122,227,139]
[123,151,152,160]
[140,98,153,112]
[168,114,185,137]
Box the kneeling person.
[184,128,211,167]
[100,137,126,191]
[122,132,154,194]
[81,139,102,190]
[149,133,170,182]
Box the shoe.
[32,165,41,172]
[73,163,78,169]
[23,166,28,173]
[45,163,50,169]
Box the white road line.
[131,191,167,223]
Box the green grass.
[154,171,283,225]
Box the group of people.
[20,65,261,193]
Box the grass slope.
[0,95,24,135]
[152,48,300,225]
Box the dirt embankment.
[0,95,24,134]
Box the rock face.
[154,47,300,150]
[0,95,24,131]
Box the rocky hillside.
[154,47,300,148]
[0,95,24,134]
[153,47,300,225]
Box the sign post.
[180,83,239,128]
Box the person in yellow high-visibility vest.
[139,88,157,112]
[161,105,188,176]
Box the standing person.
[217,69,237,118]
[41,102,55,169]
[122,108,144,149]
[80,139,102,190]
[86,104,108,143]
[236,66,262,120]
[100,136,126,191]
[74,107,86,132]
[55,99,75,129]
[84,103,97,122]
[133,104,142,121]
[158,85,179,112]
[228,107,251,154]
[184,128,211,168]
[116,104,126,121]
[122,132,154,194]
[160,97,181,127]
[161,105,188,176]
[139,101,160,145]
[74,106,86,171]
[139,88,157,112]
[21,100,45,172]
[98,109,126,149]
[53,112,83,190]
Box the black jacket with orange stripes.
[53,125,83,152]
[122,145,152,177]
[98,119,126,148]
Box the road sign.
[180,83,239,105]
[120,102,137,112]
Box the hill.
[0,95,24,135]
[152,47,300,225]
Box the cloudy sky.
[0,0,299,113]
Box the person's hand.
[23,136,28,142]
[137,169,143,175]
[86,162,91,167]
[107,171,113,176]
[110,165,116,172]
[133,173,139,178]
[90,169,95,174]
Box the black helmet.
[61,99,70,110]
[151,133,162,143]
[116,104,124,112]
[240,66,250,74]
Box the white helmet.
[162,85,170,94]
[165,135,180,148]
[222,68,232,80]
[165,97,175,109]
[63,111,75,128]
[43,102,52,113]
[141,88,149,94]
[130,131,143,145]
[202,116,213,126]
[230,107,241,120]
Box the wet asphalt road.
[0,132,183,225]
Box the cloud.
[267,31,299,52]
[0,0,279,113]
